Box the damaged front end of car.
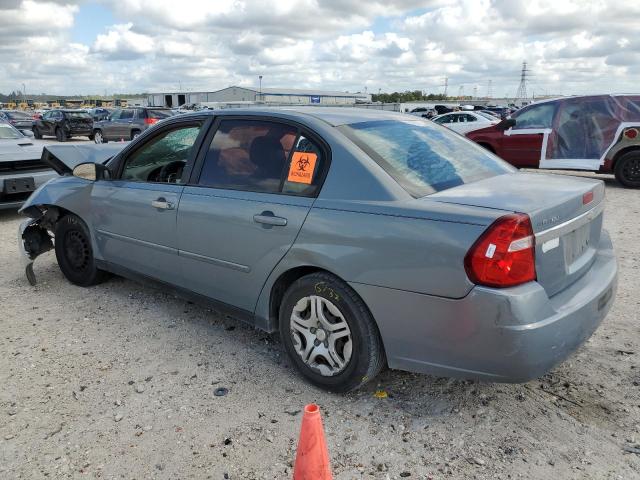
[18,206,61,285]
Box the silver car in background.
[92,107,175,143]
[18,108,617,392]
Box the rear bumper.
[0,170,58,210]
[350,230,617,382]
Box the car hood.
[42,143,126,175]
[0,139,43,162]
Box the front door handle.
[254,211,287,227]
[151,198,175,210]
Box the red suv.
[466,94,640,188]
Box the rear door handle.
[151,198,175,210]
[254,211,287,226]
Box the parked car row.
[465,94,640,188]
[20,107,176,143]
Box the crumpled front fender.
[18,218,54,285]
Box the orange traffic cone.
[293,404,332,479]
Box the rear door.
[91,119,208,284]
[102,109,121,140]
[177,116,327,312]
[499,102,557,168]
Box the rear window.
[6,111,31,119]
[65,111,92,119]
[340,119,513,196]
[147,109,173,119]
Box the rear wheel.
[55,127,66,142]
[279,272,385,392]
[131,129,141,140]
[33,127,42,139]
[614,151,640,188]
[54,214,108,287]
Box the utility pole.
[487,79,493,99]
[458,85,464,99]
[473,85,478,100]
[442,76,448,97]
[258,75,263,102]
[514,61,531,105]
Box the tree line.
[371,91,472,103]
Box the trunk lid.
[430,172,605,297]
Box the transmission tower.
[442,76,449,97]
[458,85,464,99]
[514,61,531,104]
[486,79,493,99]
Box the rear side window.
[120,110,134,120]
[341,119,513,196]
[197,119,325,196]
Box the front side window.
[341,119,513,196]
[198,119,297,193]
[512,103,556,129]
[120,124,202,183]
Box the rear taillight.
[144,118,158,125]
[464,213,536,288]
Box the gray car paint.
[18,108,618,382]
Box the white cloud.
[0,0,638,96]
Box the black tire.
[614,151,640,188]
[54,214,108,287]
[33,127,42,139]
[93,129,107,144]
[131,129,141,140]
[279,272,385,392]
[55,127,66,142]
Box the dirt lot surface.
[1,171,638,479]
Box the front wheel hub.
[289,295,353,377]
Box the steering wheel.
[157,160,186,183]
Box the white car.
[432,111,499,135]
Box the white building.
[147,86,371,108]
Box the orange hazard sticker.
[287,151,317,184]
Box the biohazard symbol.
[297,155,311,172]
[288,152,317,184]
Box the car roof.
[184,107,413,127]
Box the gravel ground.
[0,170,638,479]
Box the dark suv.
[92,107,174,143]
[33,109,94,141]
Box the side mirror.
[497,118,516,130]
[72,162,111,181]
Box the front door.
[91,120,207,284]
[498,102,557,168]
[177,117,327,313]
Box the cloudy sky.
[0,0,637,97]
